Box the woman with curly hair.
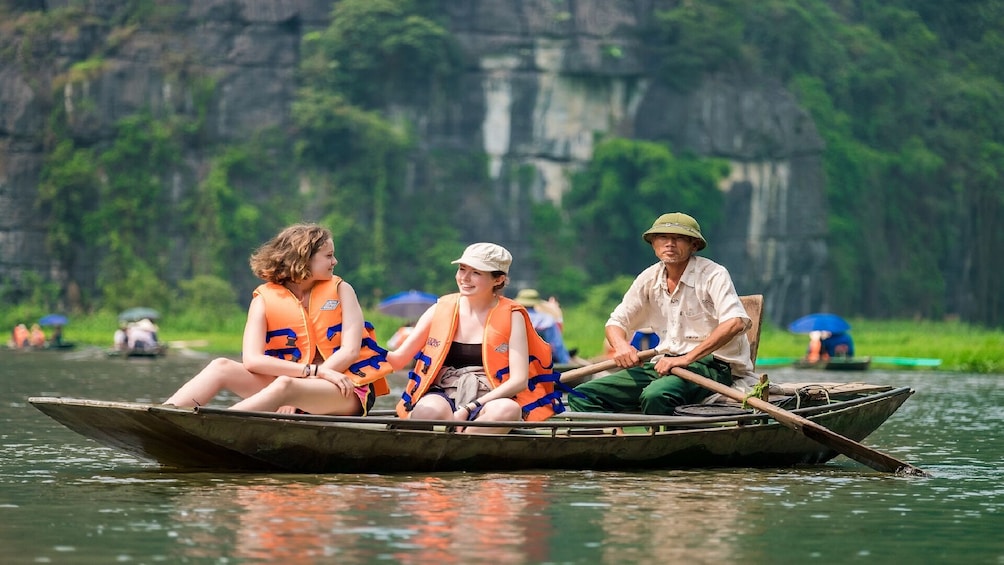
[164,223,391,415]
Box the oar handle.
[559,348,659,384]
[670,366,930,477]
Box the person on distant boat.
[805,329,856,361]
[386,243,564,434]
[806,330,826,362]
[535,293,565,332]
[568,212,757,415]
[127,319,159,351]
[29,324,46,348]
[50,325,65,348]
[822,331,855,358]
[12,323,30,348]
[113,322,128,351]
[514,288,571,364]
[163,223,392,416]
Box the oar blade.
[799,419,931,477]
[671,367,930,477]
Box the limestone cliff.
[0,0,826,324]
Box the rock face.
[0,0,826,324]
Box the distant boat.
[107,344,168,358]
[793,356,872,371]
[871,356,942,368]
[758,356,942,370]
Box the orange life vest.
[12,325,29,348]
[807,335,826,363]
[396,294,565,421]
[254,277,391,396]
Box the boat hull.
[30,387,913,473]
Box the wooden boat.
[793,356,872,371]
[29,382,913,473]
[106,344,168,358]
[29,294,914,473]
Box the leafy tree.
[293,0,464,300]
[527,201,590,304]
[174,275,244,330]
[304,0,460,108]
[564,138,727,280]
[89,113,179,304]
[184,136,294,299]
[37,140,100,279]
[650,1,745,90]
[652,0,1004,325]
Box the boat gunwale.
[30,386,913,432]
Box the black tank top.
[444,342,482,368]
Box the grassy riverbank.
[563,310,1004,373]
[27,308,1004,374]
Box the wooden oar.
[559,348,660,384]
[671,366,931,477]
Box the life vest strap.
[264,347,302,361]
[349,355,387,374]
[265,328,297,341]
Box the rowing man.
[568,212,758,415]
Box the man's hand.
[611,343,641,368]
[654,354,693,375]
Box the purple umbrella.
[39,314,69,326]
[787,313,851,334]
[377,290,438,320]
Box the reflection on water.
[167,475,558,564]
[1,349,1003,564]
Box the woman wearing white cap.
[386,243,564,433]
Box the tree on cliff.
[649,0,1004,325]
[293,0,464,296]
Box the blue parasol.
[378,290,438,320]
[787,313,851,334]
[39,314,69,326]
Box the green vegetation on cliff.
[5,0,1004,333]
[651,0,1004,325]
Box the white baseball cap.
[451,242,512,274]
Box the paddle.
[559,348,660,384]
[670,366,931,477]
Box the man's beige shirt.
[606,256,754,378]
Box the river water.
[2,348,1001,564]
